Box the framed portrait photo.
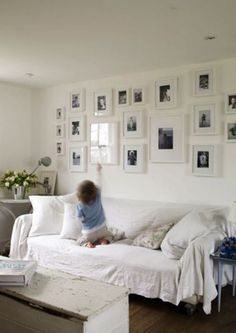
[225,94,236,114]
[55,123,65,139]
[192,103,216,135]
[55,106,66,122]
[70,89,85,112]
[68,146,87,172]
[56,141,65,156]
[68,116,86,141]
[90,122,119,165]
[225,117,236,143]
[150,114,186,163]
[94,89,112,116]
[192,145,218,177]
[116,88,130,108]
[123,144,145,173]
[123,110,144,138]
[193,68,215,96]
[37,170,57,195]
[132,87,146,105]
[155,77,178,109]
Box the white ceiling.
[0,0,236,87]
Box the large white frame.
[192,144,218,177]
[155,76,178,109]
[225,115,236,143]
[123,144,145,173]
[123,109,144,138]
[90,122,119,165]
[131,86,146,106]
[116,88,130,108]
[150,114,186,163]
[94,89,112,116]
[69,89,85,113]
[68,146,87,172]
[191,103,217,135]
[193,68,215,96]
[68,116,86,142]
[225,93,236,114]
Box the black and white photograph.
[192,144,217,176]
[226,94,236,113]
[94,90,112,116]
[227,122,236,141]
[155,77,178,109]
[70,89,85,112]
[127,150,137,166]
[124,145,144,173]
[192,103,216,135]
[158,128,173,150]
[68,116,85,141]
[55,107,65,121]
[199,110,211,128]
[150,115,186,163]
[132,88,143,104]
[116,88,130,107]
[159,85,170,102]
[97,95,106,111]
[127,116,137,132]
[194,68,214,96]
[56,142,64,156]
[55,124,65,138]
[69,146,86,172]
[38,171,57,195]
[197,151,209,168]
[123,110,143,138]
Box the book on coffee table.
[0,260,37,286]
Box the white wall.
[31,57,236,206]
[0,82,32,197]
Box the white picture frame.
[193,68,215,96]
[68,146,87,172]
[225,116,236,143]
[150,114,186,163]
[68,116,86,141]
[191,103,216,135]
[56,141,65,156]
[123,110,144,138]
[94,89,112,116]
[90,122,119,165]
[116,88,130,108]
[225,93,236,114]
[37,170,57,195]
[132,86,146,105]
[192,144,218,177]
[123,144,145,173]
[155,76,178,109]
[55,106,66,122]
[55,123,65,138]
[69,89,85,112]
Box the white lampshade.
[228,202,236,223]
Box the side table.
[211,253,236,312]
[0,199,32,254]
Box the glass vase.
[12,186,26,200]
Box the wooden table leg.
[218,261,223,312]
[233,265,236,297]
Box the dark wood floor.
[129,286,236,333]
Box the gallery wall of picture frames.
[54,66,236,176]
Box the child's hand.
[97,163,102,173]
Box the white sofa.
[10,197,233,314]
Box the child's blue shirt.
[77,188,106,233]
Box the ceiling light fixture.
[204,35,216,41]
[25,72,34,78]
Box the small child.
[76,164,111,248]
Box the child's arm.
[96,163,102,189]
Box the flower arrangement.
[0,170,38,191]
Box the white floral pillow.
[133,223,174,250]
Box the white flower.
[23,181,28,187]
[5,182,10,188]
[15,184,19,188]
[14,171,18,176]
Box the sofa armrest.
[9,214,33,259]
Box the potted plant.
[0,170,38,200]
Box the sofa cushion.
[60,203,81,240]
[133,223,173,250]
[29,193,78,237]
[161,209,227,259]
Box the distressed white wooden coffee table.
[0,266,129,333]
